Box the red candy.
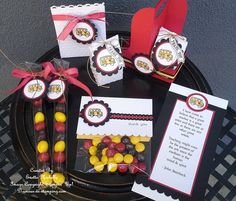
[33,99,42,107]
[38,152,50,162]
[54,122,66,133]
[53,152,66,163]
[115,143,126,153]
[132,157,138,164]
[129,163,139,174]
[106,149,116,157]
[102,136,112,145]
[108,142,116,149]
[35,122,45,131]
[83,140,93,150]
[138,162,146,172]
[118,163,128,173]
[58,97,65,103]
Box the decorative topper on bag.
[11,64,52,100]
[77,96,153,139]
[80,100,153,127]
[89,35,124,86]
[151,27,188,70]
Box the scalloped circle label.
[72,20,96,43]
[84,102,110,126]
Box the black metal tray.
[10,32,213,201]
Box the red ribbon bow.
[42,62,93,99]
[11,66,51,93]
[52,12,105,41]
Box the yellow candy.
[130,136,140,145]
[124,154,134,164]
[37,140,48,153]
[114,153,123,163]
[94,161,104,172]
[101,155,108,164]
[54,141,65,152]
[108,157,114,163]
[52,173,65,185]
[112,136,121,143]
[102,148,108,156]
[135,142,145,152]
[90,155,99,165]
[34,112,45,124]
[89,146,97,156]
[92,137,101,146]
[54,112,66,123]
[40,172,52,185]
[107,162,118,172]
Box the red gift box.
[122,0,188,83]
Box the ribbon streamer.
[52,12,105,40]
[10,65,51,93]
[158,27,187,64]
[42,62,93,99]
[169,37,185,64]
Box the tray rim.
[9,31,216,200]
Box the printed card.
[76,96,153,139]
[132,83,228,201]
[51,3,106,58]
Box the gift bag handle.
[155,0,169,17]
[154,0,188,34]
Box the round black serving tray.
[10,32,212,201]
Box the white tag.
[169,37,185,64]
[105,43,124,68]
